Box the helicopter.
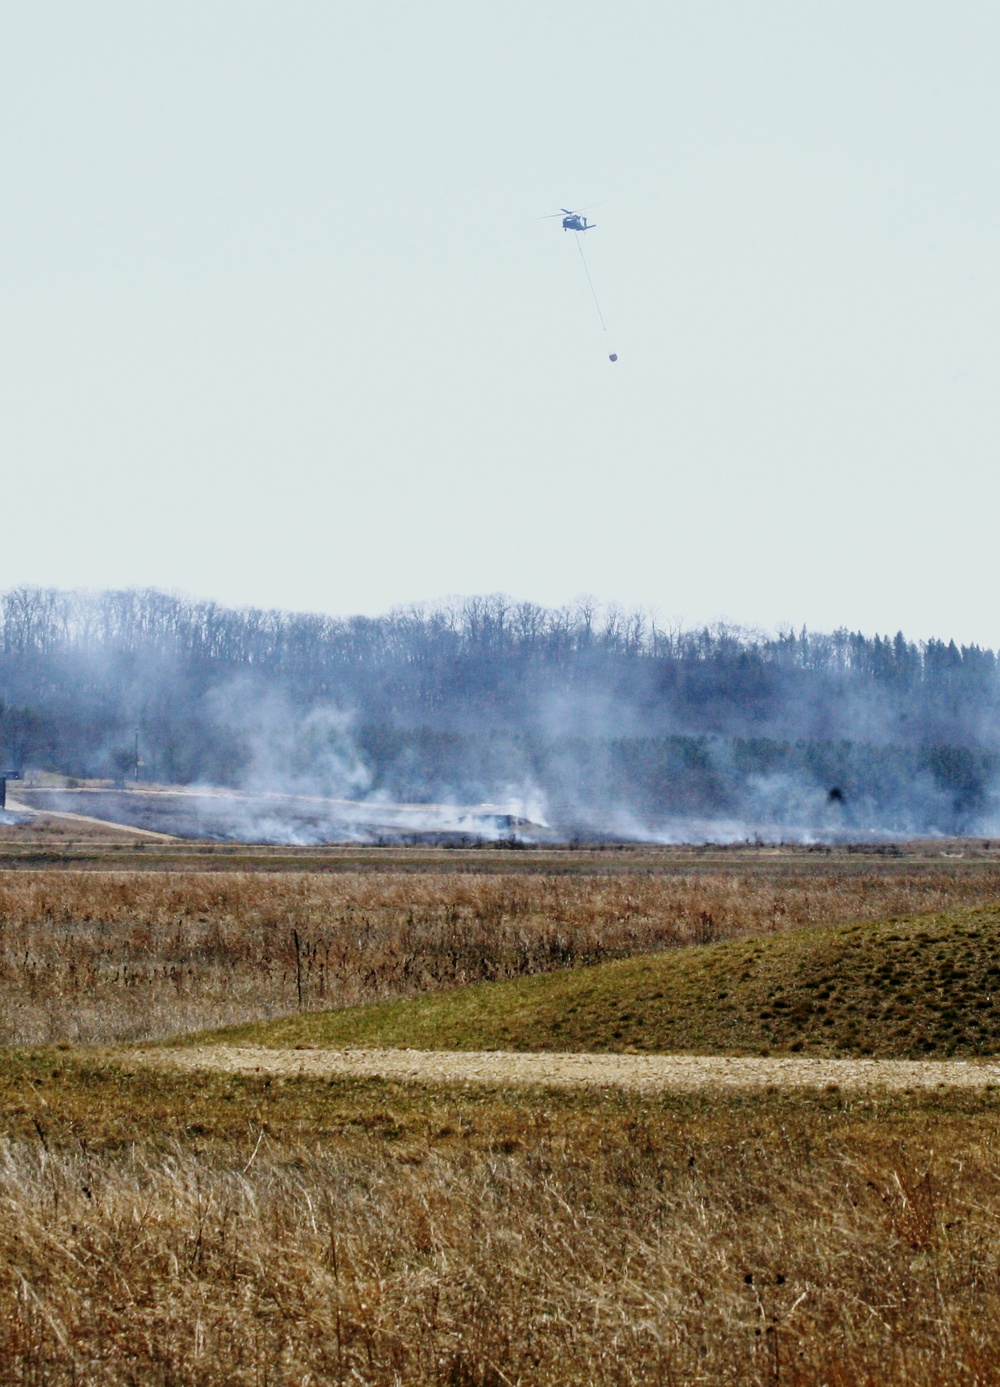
[537,206,597,232]
[560,209,595,232]
[537,203,617,361]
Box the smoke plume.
[1,586,998,842]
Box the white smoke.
[206,681,372,800]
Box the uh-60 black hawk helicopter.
[537,207,597,232]
[537,203,617,361]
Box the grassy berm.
[211,902,1000,1058]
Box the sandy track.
[136,1045,1000,1093]
[7,798,181,842]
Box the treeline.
[1,585,991,680]
[0,586,998,835]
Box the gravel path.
[137,1045,1000,1093]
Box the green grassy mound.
[202,904,1000,1059]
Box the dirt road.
[7,798,180,841]
[137,1045,1000,1093]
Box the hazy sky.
[1,2,998,642]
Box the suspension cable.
[576,233,608,335]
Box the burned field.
[11,784,543,846]
[1,837,1000,1382]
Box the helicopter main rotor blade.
[533,201,604,222]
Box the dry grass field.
[2,842,1000,1383]
[2,1056,1000,1385]
[2,858,1000,1044]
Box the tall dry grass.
[1,867,999,1044]
[1,1086,1000,1384]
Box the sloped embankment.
[202,904,1000,1059]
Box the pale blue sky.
[1,2,998,641]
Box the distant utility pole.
[134,728,140,783]
[0,770,21,811]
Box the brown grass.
[2,1055,1000,1384]
[0,865,999,1044]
